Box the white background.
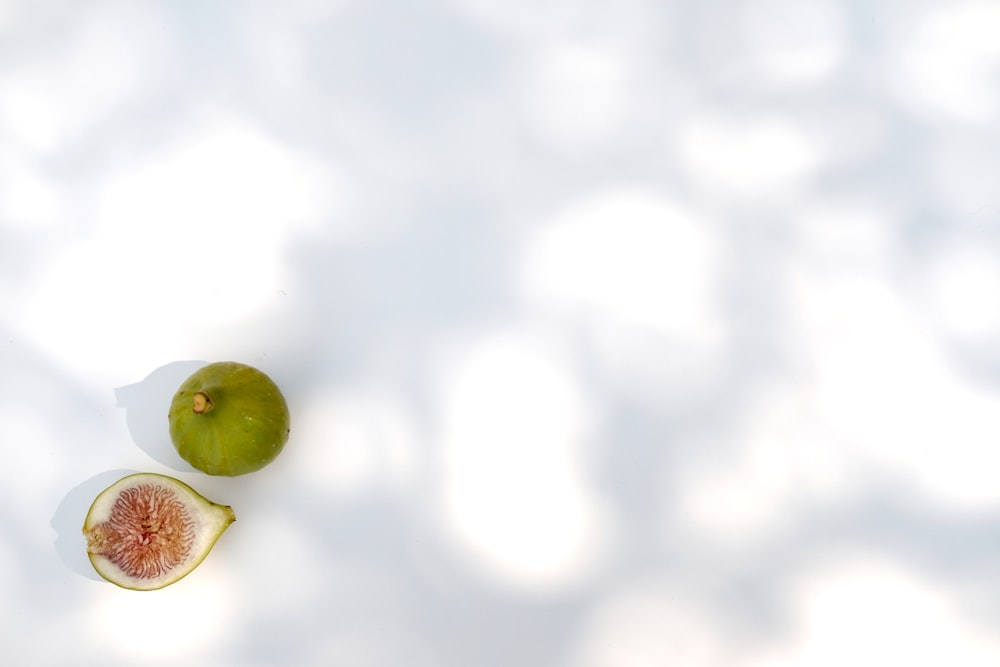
[4,0,1000,665]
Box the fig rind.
[168,362,291,476]
[82,472,235,591]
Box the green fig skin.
[169,362,290,476]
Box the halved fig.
[82,473,235,590]
[168,361,290,476]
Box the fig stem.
[192,392,213,414]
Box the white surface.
[4,1,1000,665]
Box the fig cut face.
[169,362,291,476]
[82,473,235,591]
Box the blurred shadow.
[51,468,136,581]
[114,360,207,470]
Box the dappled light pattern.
[678,114,821,197]
[11,112,340,386]
[745,556,1000,667]
[922,240,1000,340]
[519,189,728,412]
[737,0,847,83]
[517,43,639,153]
[88,575,230,659]
[0,4,177,153]
[674,384,851,543]
[521,189,721,339]
[434,330,607,591]
[570,582,725,667]
[3,0,1000,665]
[792,267,1000,507]
[884,2,1000,123]
[290,387,419,499]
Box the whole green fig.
[168,362,290,476]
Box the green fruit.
[168,362,290,476]
[82,472,235,590]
